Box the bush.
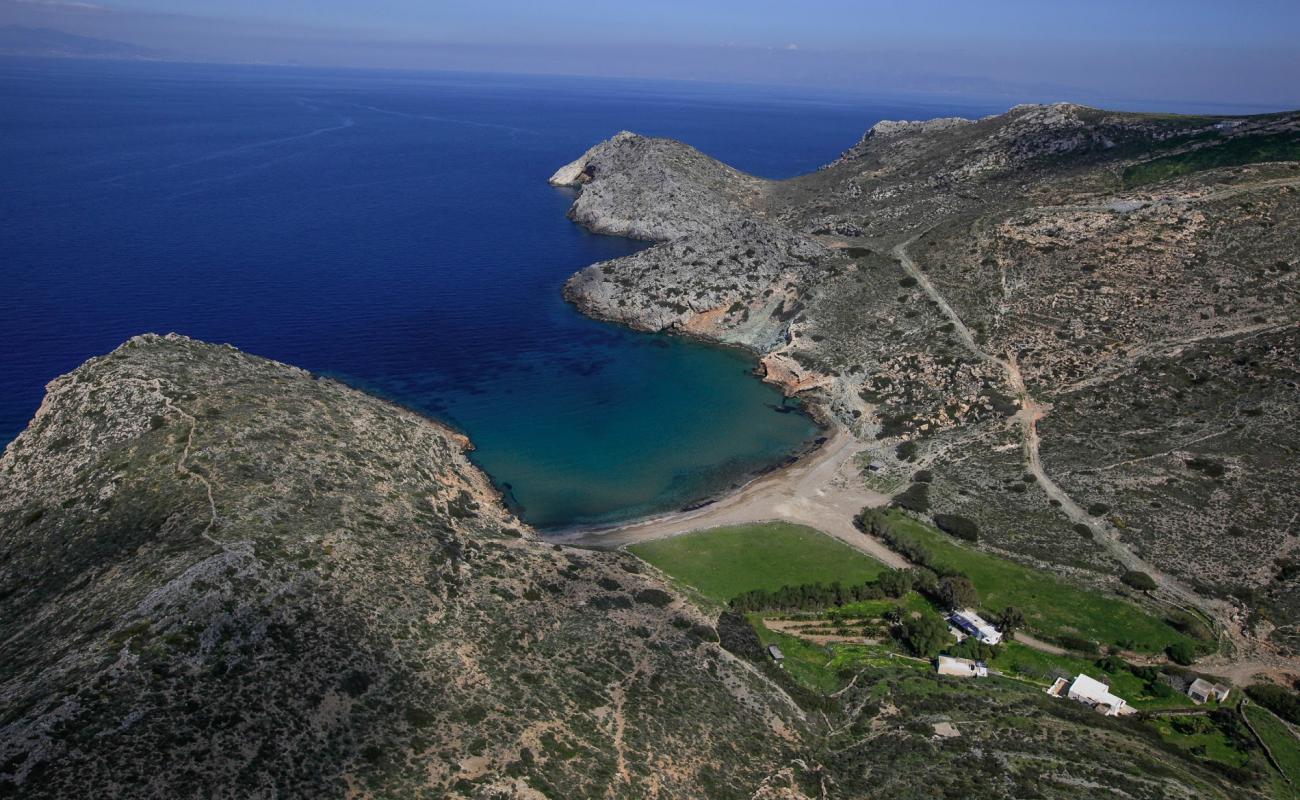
[1166,641,1196,666]
[891,483,930,513]
[1072,523,1093,538]
[1055,635,1100,655]
[899,612,949,657]
[877,569,914,598]
[896,441,919,462]
[1120,571,1158,592]
[1166,610,1214,641]
[1087,502,1110,517]
[937,575,979,611]
[932,514,979,542]
[911,469,933,483]
[634,589,673,608]
[1246,683,1300,724]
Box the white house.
[767,644,785,666]
[1187,678,1231,704]
[1065,674,1128,716]
[947,609,1003,645]
[936,655,988,678]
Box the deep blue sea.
[0,58,994,528]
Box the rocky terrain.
[552,104,1300,667]
[0,336,1260,799]
[0,335,808,798]
[1,102,1297,798]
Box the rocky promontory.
[554,104,1300,651]
[0,334,807,798]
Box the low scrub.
[932,513,979,542]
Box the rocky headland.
[551,105,1300,668]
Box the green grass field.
[1148,714,1252,771]
[629,522,887,605]
[1123,132,1300,187]
[884,511,1198,654]
[1245,704,1300,798]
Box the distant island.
[3,103,1300,798]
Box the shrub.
[1166,610,1214,641]
[877,569,914,598]
[891,483,930,513]
[997,606,1025,639]
[1055,635,1100,655]
[899,612,949,657]
[937,575,979,611]
[932,514,979,542]
[896,441,919,461]
[1166,641,1197,666]
[634,589,673,608]
[912,469,933,483]
[1120,571,1157,592]
[1245,683,1300,724]
[1087,502,1110,517]
[1072,523,1093,538]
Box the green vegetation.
[629,522,886,605]
[1121,570,1158,591]
[991,643,1193,710]
[880,511,1198,654]
[932,513,979,542]
[1147,711,1254,773]
[1123,132,1300,188]
[1248,684,1300,725]
[1244,703,1300,794]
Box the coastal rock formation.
[0,334,807,798]
[556,105,1300,657]
[549,130,762,240]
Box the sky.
[2,0,1299,109]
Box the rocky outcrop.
[549,130,764,240]
[0,335,807,799]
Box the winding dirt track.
[894,227,1300,682]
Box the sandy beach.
[557,424,907,569]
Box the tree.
[900,613,949,657]
[1166,640,1196,666]
[998,606,1025,640]
[892,483,930,513]
[938,575,979,611]
[1121,571,1158,592]
[877,569,914,598]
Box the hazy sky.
[4,0,1298,109]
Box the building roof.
[766,644,784,660]
[1069,674,1126,708]
[1187,678,1216,699]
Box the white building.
[936,655,988,678]
[1187,678,1231,704]
[1065,674,1128,716]
[767,644,785,666]
[947,609,1003,645]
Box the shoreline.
[553,422,907,569]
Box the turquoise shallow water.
[0,58,992,529]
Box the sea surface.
[0,59,993,529]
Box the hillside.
[552,104,1300,669]
[0,335,1262,798]
[0,334,806,798]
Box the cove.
[0,59,990,529]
